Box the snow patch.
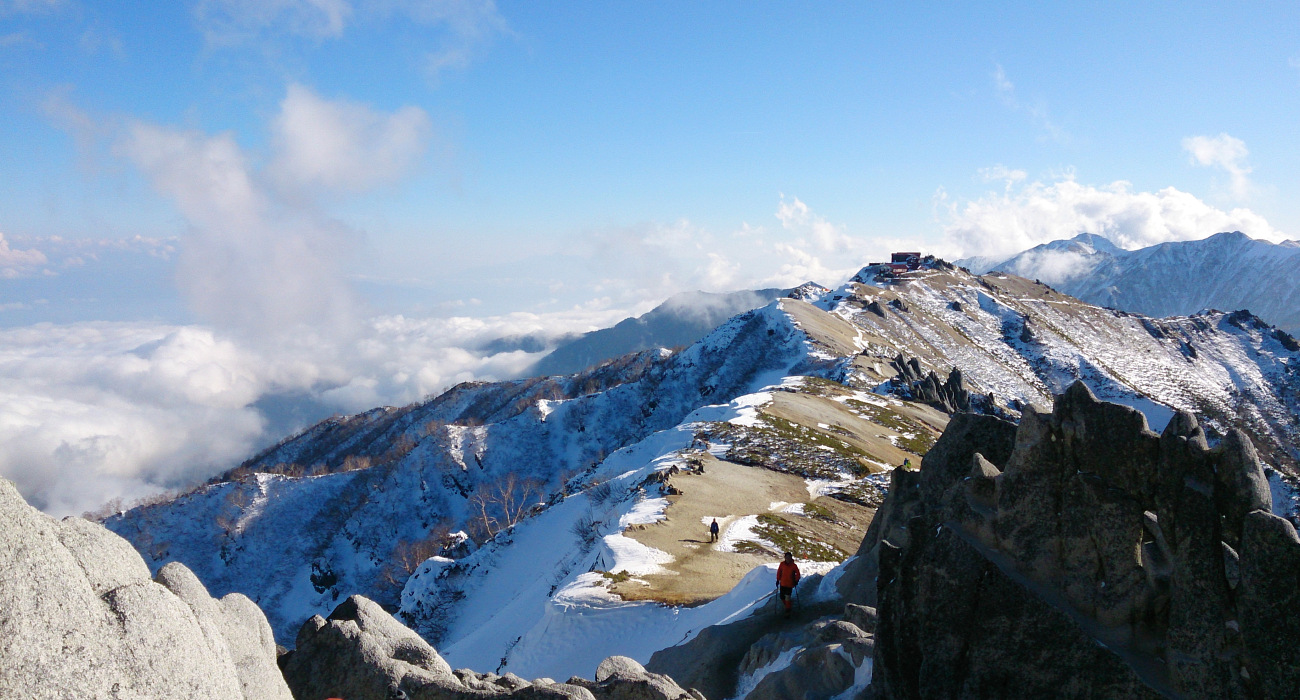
[730,647,800,700]
[600,534,674,576]
[1268,469,1300,522]
[620,497,669,527]
[715,515,761,554]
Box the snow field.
[409,378,838,680]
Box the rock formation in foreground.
[865,381,1300,699]
[645,580,876,700]
[281,594,703,700]
[0,478,291,700]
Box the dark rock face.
[888,354,971,413]
[834,412,1017,606]
[284,597,699,700]
[869,381,1300,699]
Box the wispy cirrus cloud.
[993,64,1070,144]
[195,0,507,77]
[195,0,354,42]
[0,0,65,15]
[0,31,40,48]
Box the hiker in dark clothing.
[709,519,720,543]
[776,552,801,616]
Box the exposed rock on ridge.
[867,382,1300,699]
[283,595,703,700]
[887,354,971,414]
[0,477,290,700]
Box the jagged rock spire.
[865,381,1299,699]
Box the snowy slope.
[398,387,844,679]
[816,265,1300,464]
[107,262,1300,668]
[963,231,1300,333]
[106,304,820,642]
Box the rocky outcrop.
[283,596,701,700]
[868,381,1300,699]
[0,477,290,700]
[834,412,1018,606]
[787,282,830,303]
[741,613,874,700]
[888,354,971,413]
[646,587,874,700]
[567,656,703,700]
[646,576,858,700]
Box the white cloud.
[996,248,1101,285]
[270,84,431,192]
[0,232,48,277]
[1182,133,1255,200]
[112,85,435,341]
[117,123,263,231]
[115,119,361,340]
[776,195,854,253]
[940,176,1286,261]
[0,302,633,517]
[576,199,896,308]
[978,164,1027,190]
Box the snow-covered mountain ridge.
[530,288,790,377]
[107,303,827,642]
[961,231,1300,333]
[105,260,1300,682]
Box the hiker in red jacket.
[776,552,801,617]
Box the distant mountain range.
[529,288,790,376]
[960,231,1300,333]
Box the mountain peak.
[1067,232,1124,254]
[979,231,1300,333]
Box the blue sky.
[6,2,1300,318]
[4,1,1300,514]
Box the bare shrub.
[214,485,254,538]
[341,454,373,472]
[467,473,545,541]
[570,510,601,550]
[225,465,254,482]
[588,479,614,506]
[82,496,125,522]
[380,435,418,465]
[380,522,453,591]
